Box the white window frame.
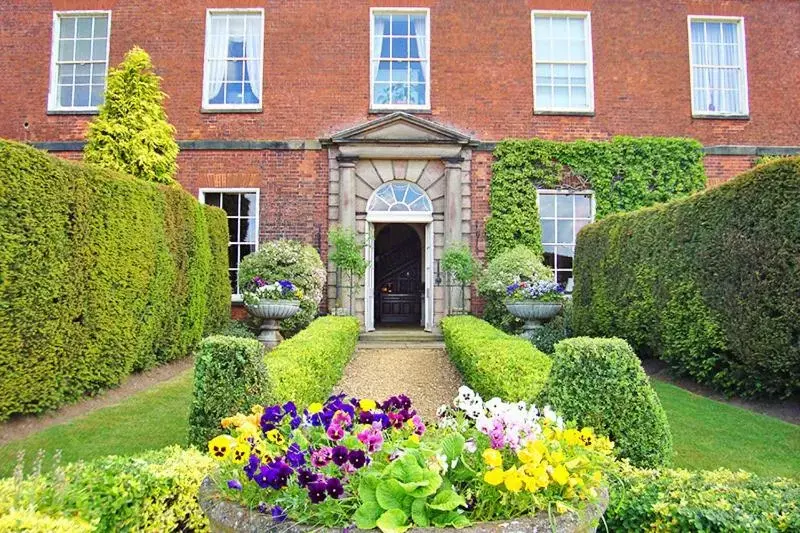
[537,189,595,291]
[48,10,112,113]
[687,15,749,118]
[531,10,595,114]
[202,8,265,112]
[369,7,431,111]
[198,188,260,301]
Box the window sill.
[369,107,432,115]
[692,113,750,121]
[534,109,595,117]
[46,108,99,115]
[201,107,263,114]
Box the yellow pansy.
[503,469,524,493]
[231,440,249,464]
[551,464,569,485]
[518,445,543,466]
[591,471,603,484]
[409,434,420,444]
[483,468,504,486]
[549,450,565,464]
[208,435,236,460]
[359,398,377,411]
[562,429,582,446]
[482,448,503,469]
[565,456,587,470]
[308,402,324,414]
[266,429,285,446]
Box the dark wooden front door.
[374,224,422,325]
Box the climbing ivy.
[485,136,706,259]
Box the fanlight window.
[367,182,432,213]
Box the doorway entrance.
[374,224,423,325]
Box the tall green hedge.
[573,158,800,398]
[0,140,229,420]
[486,137,706,259]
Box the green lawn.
[1,369,798,480]
[652,380,800,478]
[0,369,194,477]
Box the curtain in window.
[412,16,426,83]
[244,18,262,102]
[692,22,741,114]
[372,17,387,82]
[205,22,228,102]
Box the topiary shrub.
[188,335,267,447]
[442,315,552,403]
[217,320,257,339]
[477,245,553,333]
[527,298,573,354]
[606,462,800,532]
[573,157,800,397]
[543,337,672,468]
[238,240,326,337]
[264,316,360,406]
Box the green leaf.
[427,489,467,511]
[431,510,471,528]
[411,498,430,527]
[384,453,425,483]
[376,509,412,533]
[354,502,384,530]
[376,479,408,510]
[398,480,430,493]
[440,433,465,463]
[358,474,380,505]
[407,469,442,498]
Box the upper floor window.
[532,11,594,114]
[49,11,110,112]
[199,189,259,298]
[203,9,264,111]
[370,8,430,110]
[538,190,595,291]
[688,17,748,117]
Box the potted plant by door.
[505,278,565,340]
[243,277,302,349]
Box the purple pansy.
[307,480,328,503]
[331,445,349,466]
[348,449,368,469]
[227,479,242,490]
[271,505,287,523]
[326,477,345,499]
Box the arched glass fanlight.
[367,182,433,214]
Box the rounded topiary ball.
[544,336,673,468]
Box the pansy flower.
[331,445,349,466]
[285,442,306,467]
[244,454,260,479]
[296,467,318,488]
[271,505,287,523]
[208,435,236,460]
[326,423,345,441]
[311,447,332,467]
[307,480,328,503]
[227,479,243,491]
[326,477,345,499]
[348,449,368,469]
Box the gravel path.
[336,348,462,421]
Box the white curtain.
[244,16,262,103]
[692,21,741,114]
[205,17,229,103]
[372,17,387,83]
[412,16,427,82]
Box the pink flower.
[357,423,384,453]
[332,410,352,428]
[311,447,332,467]
[411,414,426,436]
[327,423,345,441]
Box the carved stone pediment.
[324,112,473,145]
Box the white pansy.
[485,397,504,416]
[436,404,449,418]
[543,406,558,423]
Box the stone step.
[357,341,446,350]
[359,330,443,343]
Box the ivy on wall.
[485,136,707,259]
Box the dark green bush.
[188,335,267,447]
[217,319,257,339]
[528,298,573,354]
[543,337,672,468]
[606,462,800,532]
[442,316,552,403]
[573,157,800,397]
[204,206,232,334]
[0,140,229,420]
[264,316,360,406]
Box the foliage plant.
[241,278,303,305]
[543,337,672,468]
[441,242,478,284]
[188,335,268,447]
[207,388,612,531]
[238,239,326,337]
[573,157,800,398]
[0,140,229,421]
[264,316,360,407]
[485,136,706,260]
[441,316,552,404]
[528,299,573,354]
[606,461,800,532]
[84,47,179,185]
[0,446,213,532]
[328,226,368,278]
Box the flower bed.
[202,388,613,532]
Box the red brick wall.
[2,0,799,146]
[703,155,756,187]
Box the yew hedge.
[572,157,800,398]
[0,140,229,420]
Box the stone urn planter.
[244,299,300,349]
[505,300,563,340]
[198,477,609,533]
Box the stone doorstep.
[356,341,446,350]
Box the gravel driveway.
[336,348,462,422]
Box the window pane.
[59,40,74,61]
[60,17,76,38]
[575,219,589,237]
[556,194,573,217]
[222,193,240,215]
[543,245,556,269]
[391,37,408,58]
[240,218,256,242]
[376,61,390,81]
[571,87,587,107]
[556,246,574,271]
[239,244,255,262]
[241,193,256,216]
[75,39,91,61]
[92,38,107,61]
[58,64,74,85]
[391,61,408,82]
[557,220,573,244]
[556,270,572,287]
[541,219,555,243]
[76,17,93,38]
[554,86,569,107]
[409,83,426,106]
[374,83,390,104]
[390,83,408,104]
[575,195,592,218]
[203,192,221,207]
[94,16,108,37]
[536,86,552,108]
[74,85,90,106]
[391,15,409,35]
[59,85,73,107]
[409,61,425,82]
[539,194,555,217]
[90,85,104,106]
[228,245,237,268]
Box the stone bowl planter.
[199,477,608,533]
[244,299,301,350]
[505,300,563,340]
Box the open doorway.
[373,223,423,326]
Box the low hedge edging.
[264,316,360,406]
[441,315,552,403]
[607,462,800,531]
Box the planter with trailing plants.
[199,388,612,533]
[242,277,302,349]
[504,279,565,339]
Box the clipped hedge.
[486,137,706,259]
[442,316,552,403]
[0,446,213,532]
[264,316,360,406]
[0,510,92,533]
[188,335,267,447]
[0,140,229,420]
[573,158,800,397]
[544,337,672,468]
[607,462,800,532]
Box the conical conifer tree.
[84,46,179,184]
